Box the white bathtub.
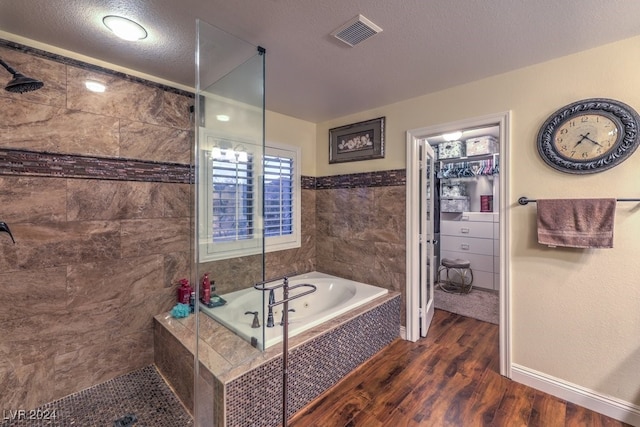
[199,271,388,350]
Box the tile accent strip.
[0,149,192,184]
[301,175,316,189]
[0,152,404,188]
[315,168,405,189]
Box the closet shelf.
[440,175,497,182]
[438,152,498,164]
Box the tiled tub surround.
[155,291,401,426]
[198,169,407,297]
[0,42,193,411]
[315,173,407,322]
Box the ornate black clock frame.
[537,98,640,174]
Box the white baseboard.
[511,364,640,426]
[399,326,406,340]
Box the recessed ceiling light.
[103,15,148,41]
[85,80,106,93]
[216,114,230,122]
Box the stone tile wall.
[204,170,406,319]
[315,171,407,321]
[0,42,193,410]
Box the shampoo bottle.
[177,278,192,304]
[201,273,211,304]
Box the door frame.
[405,111,512,378]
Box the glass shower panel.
[194,19,266,426]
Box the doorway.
[405,111,511,378]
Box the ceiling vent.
[332,14,382,47]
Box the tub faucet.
[244,311,260,328]
[267,289,276,328]
[280,308,295,326]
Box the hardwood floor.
[289,309,631,427]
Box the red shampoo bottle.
[201,273,211,304]
[177,278,192,304]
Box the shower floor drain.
[114,413,137,427]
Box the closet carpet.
[434,286,499,324]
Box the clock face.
[552,113,619,162]
[537,98,640,174]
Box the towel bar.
[518,196,640,205]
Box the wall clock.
[537,98,640,174]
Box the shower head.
[0,58,44,93]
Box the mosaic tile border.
[0,365,193,427]
[0,153,405,187]
[0,148,192,184]
[301,175,316,189]
[0,39,194,98]
[303,169,406,190]
[225,295,401,427]
[315,168,405,189]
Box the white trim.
[512,364,640,425]
[399,325,406,340]
[405,111,512,378]
[405,133,421,342]
[197,131,301,262]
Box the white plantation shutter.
[264,154,294,238]
[200,139,300,262]
[210,153,255,242]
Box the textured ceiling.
[2,1,640,123]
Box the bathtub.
[199,271,388,350]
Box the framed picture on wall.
[329,117,385,163]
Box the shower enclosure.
[193,19,266,425]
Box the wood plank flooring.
[289,309,631,427]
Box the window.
[199,134,300,262]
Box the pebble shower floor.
[1,365,193,427]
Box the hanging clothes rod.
[518,196,640,205]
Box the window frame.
[198,131,301,262]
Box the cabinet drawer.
[441,250,493,273]
[440,235,493,255]
[441,220,493,238]
[472,269,494,290]
[460,212,496,222]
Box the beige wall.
[316,36,640,406]
[266,110,317,177]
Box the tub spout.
[267,289,276,328]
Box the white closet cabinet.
[436,135,500,291]
[440,212,499,290]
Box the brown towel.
[537,199,616,248]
